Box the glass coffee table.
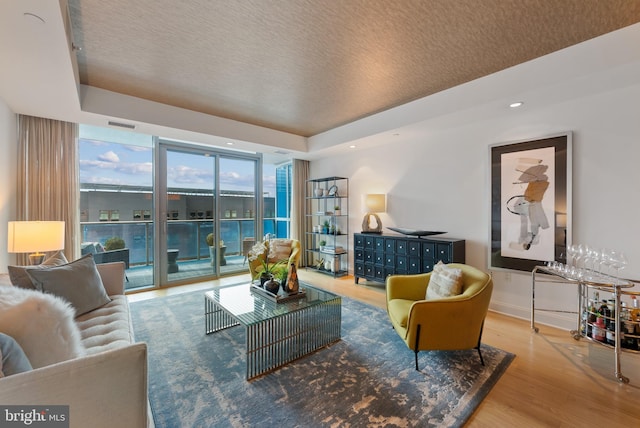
[204,282,342,379]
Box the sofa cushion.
[0,286,85,369]
[75,295,134,355]
[27,254,111,316]
[426,261,463,300]
[387,298,414,328]
[7,251,69,290]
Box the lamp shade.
[364,194,386,213]
[7,221,65,253]
[556,213,567,228]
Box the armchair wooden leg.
[414,324,421,371]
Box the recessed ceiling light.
[226,142,234,145]
[349,145,356,149]
[509,101,524,108]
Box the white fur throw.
[0,286,85,369]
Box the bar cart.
[531,266,636,384]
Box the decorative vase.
[286,263,299,293]
[264,278,280,294]
[314,188,323,197]
[259,273,272,287]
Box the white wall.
[310,82,640,330]
[0,97,17,270]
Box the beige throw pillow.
[425,261,463,300]
[268,239,292,263]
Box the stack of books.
[321,245,345,254]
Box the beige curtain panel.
[17,115,79,264]
[292,159,309,266]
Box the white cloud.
[98,151,120,163]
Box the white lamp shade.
[7,221,65,253]
[556,213,567,228]
[364,194,386,213]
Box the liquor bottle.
[606,299,616,331]
[606,320,616,346]
[631,295,640,322]
[587,300,597,337]
[593,316,606,342]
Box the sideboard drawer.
[353,233,465,285]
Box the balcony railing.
[81,218,278,266]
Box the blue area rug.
[130,289,513,427]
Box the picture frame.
[489,132,572,272]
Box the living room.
[1,1,640,427]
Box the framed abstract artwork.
[489,132,572,272]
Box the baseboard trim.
[489,300,576,331]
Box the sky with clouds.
[79,130,276,196]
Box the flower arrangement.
[248,241,287,280]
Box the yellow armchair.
[248,239,301,280]
[386,263,493,370]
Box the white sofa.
[0,262,152,428]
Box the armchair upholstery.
[386,263,493,370]
[248,239,301,279]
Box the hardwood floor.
[128,270,640,427]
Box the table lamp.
[7,221,65,264]
[361,194,386,234]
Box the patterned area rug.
[130,289,513,427]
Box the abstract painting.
[490,133,572,272]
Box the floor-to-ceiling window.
[79,124,288,291]
[79,125,155,289]
[274,163,292,238]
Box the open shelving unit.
[305,176,349,277]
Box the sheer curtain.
[291,159,309,266]
[16,115,79,264]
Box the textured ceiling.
[68,0,640,137]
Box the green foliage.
[254,258,287,280]
[206,233,214,247]
[104,236,125,251]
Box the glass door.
[219,157,261,274]
[156,141,261,285]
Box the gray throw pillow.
[7,251,69,290]
[26,254,111,316]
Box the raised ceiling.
[68,0,640,138]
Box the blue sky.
[79,125,276,195]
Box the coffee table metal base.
[205,291,341,379]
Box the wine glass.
[610,250,628,279]
[575,244,587,269]
[584,245,595,271]
[599,248,613,275]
